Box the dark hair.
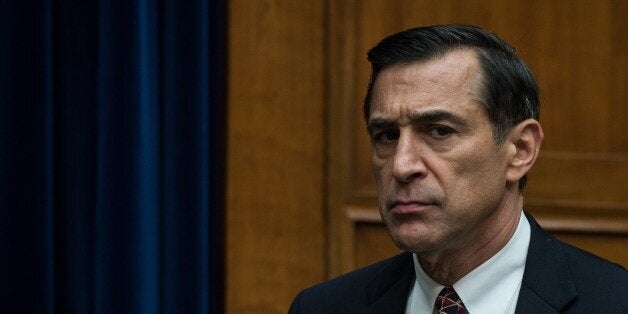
[364,24,539,189]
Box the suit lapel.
[365,252,414,314]
[515,213,577,313]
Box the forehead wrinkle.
[391,51,479,94]
[370,49,486,123]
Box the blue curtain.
[0,0,225,313]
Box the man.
[290,25,627,313]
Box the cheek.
[453,136,498,170]
[443,147,504,192]
[372,158,392,205]
[371,154,389,181]
[449,156,508,214]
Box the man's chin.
[388,224,439,253]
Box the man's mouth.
[388,200,434,215]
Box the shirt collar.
[412,252,444,310]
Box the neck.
[418,194,523,286]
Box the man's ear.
[505,119,544,184]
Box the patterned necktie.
[434,286,469,314]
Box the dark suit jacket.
[289,213,628,313]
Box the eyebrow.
[366,118,395,135]
[367,109,466,134]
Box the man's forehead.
[375,49,481,88]
[369,49,485,120]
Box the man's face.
[368,49,514,255]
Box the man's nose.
[391,132,427,183]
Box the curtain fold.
[0,0,225,313]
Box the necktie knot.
[435,286,469,314]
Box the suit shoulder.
[300,252,409,296]
[289,252,412,313]
[553,239,628,311]
[557,239,627,285]
[526,212,627,288]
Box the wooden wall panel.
[227,1,326,313]
[327,0,628,276]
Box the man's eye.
[428,126,455,138]
[373,130,399,143]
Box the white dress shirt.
[405,211,531,314]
